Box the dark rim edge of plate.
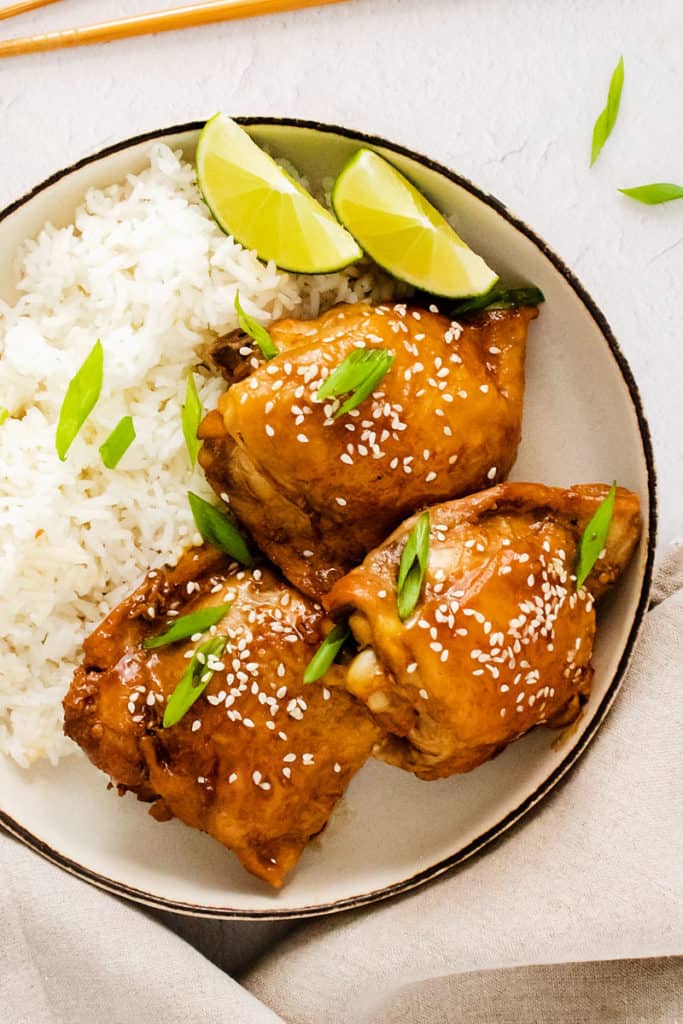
[0,117,658,921]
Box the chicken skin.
[198,300,537,600]
[326,483,641,780]
[63,546,381,887]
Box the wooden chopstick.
[0,0,350,56]
[0,0,61,22]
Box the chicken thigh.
[199,300,537,599]
[325,483,641,779]
[63,546,381,887]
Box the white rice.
[0,143,394,766]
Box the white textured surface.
[1,0,681,545]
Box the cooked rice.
[0,143,395,766]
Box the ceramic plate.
[0,120,656,919]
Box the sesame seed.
[487,466,497,480]
[333,762,342,773]
[335,497,347,506]
[191,719,201,732]
[419,688,429,699]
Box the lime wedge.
[332,149,498,298]
[196,115,362,274]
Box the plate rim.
[0,117,658,920]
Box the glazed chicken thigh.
[63,546,381,887]
[326,483,641,779]
[199,300,537,599]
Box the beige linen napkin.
[0,832,281,1023]
[1,547,681,1024]
[240,544,683,1022]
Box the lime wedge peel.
[331,148,499,299]
[196,114,363,275]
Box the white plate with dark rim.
[0,119,656,920]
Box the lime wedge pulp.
[332,149,499,298]
[196,115,363,274]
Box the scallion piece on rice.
[99,415,135,469]
[55,340,103,461]
[235,292,278,360]
[181,372,203,467]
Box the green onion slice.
[163,635,228,728]
[576,482,617,590]
[55,340,103,461]
[182,372,203,467]
[450,285,545,316]
[188,491,252,565]
[590,56,624,166]
[618,183,683,206]
[143,603,231,650]
[99,415,135,469]
[303,622,351,684]
[235,291,278,360]
[397,511,430,620]
[315,347,395,418]
[0,408,8,425]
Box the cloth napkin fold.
[1,547,681,1024]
